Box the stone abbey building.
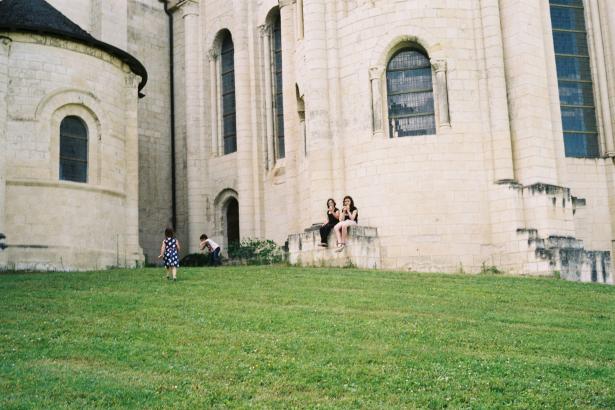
[0,0,614,283]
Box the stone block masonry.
[288,225,381,269]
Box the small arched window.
[59,116,88,183]
[549,0,599,158]
[386,48,435,137]
[221,32,237,155]
[272,14,285,159]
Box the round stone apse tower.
[0,0,147,270]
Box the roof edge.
[0,26,148,98]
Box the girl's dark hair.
[164,228,175,238]
[343,195,356,212]
[200,234,208,240]
[326,198,336,208]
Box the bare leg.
[334,223,343,245]
[341,224,348,245]
[171,267,177,280]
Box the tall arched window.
[59,116,88,182]
[549,0,599,158]
[272,15,285,159]
[221,32,237,155]
[386,48,435,137]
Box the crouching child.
[199,234,222,266]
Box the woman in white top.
[334,196,358,251]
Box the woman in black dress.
[318,198,340,247]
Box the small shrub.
[481,262,503,275]
[180,253,211,267]
[227,238,285,265]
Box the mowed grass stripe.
[1,266,614,408]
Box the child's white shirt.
[205,238,220,250]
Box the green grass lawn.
[1,266,614,409]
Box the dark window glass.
[272,16,285,159]
[550,0,599,158]
[221,33,237,155]
[386,48,435,137]
[59,116,87,182]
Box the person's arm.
[199,241,205,251]
[333,209,340,221]
[176,239,181,253]
[349,209,358,221]
[158,241,165,258]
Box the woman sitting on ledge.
[319,198,340,247]
[334,195,358,252]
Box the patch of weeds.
[227,238,285,265]
[481,262,503,275]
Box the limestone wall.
[127,0,173,262]
[0,33,143,270]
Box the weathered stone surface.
[288,225,381,269]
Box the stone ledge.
[288,225,381,269]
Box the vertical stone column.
[178,0,203,252]
[279,0,301,233]
[325,0,344,199]
[593,1,615,156]
[246,0,263,237]
[234,0,256,238]
[500,0,559,185]
[430,59,451,128]
[0,37,10,242]
[369,66,384,136]
[207,49,219,156]
[259,24,275,170]
[296,0,305,40]
[603,1,615,153]
[124,71,145,266]
[303,0,333,225]
[479,0,514,182]
[599,0,615,281]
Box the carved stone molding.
[169,0,199,16]
[431,59,447,73]
[207,48,218,62]
[279,0,296,9]
[258,24,271,37]
[125,72,141,89]
[369,65,384,80]
[0,36,11,54]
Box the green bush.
[180,253,211,267]
[227,238,285,265]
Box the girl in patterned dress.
[158,227,181,281]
